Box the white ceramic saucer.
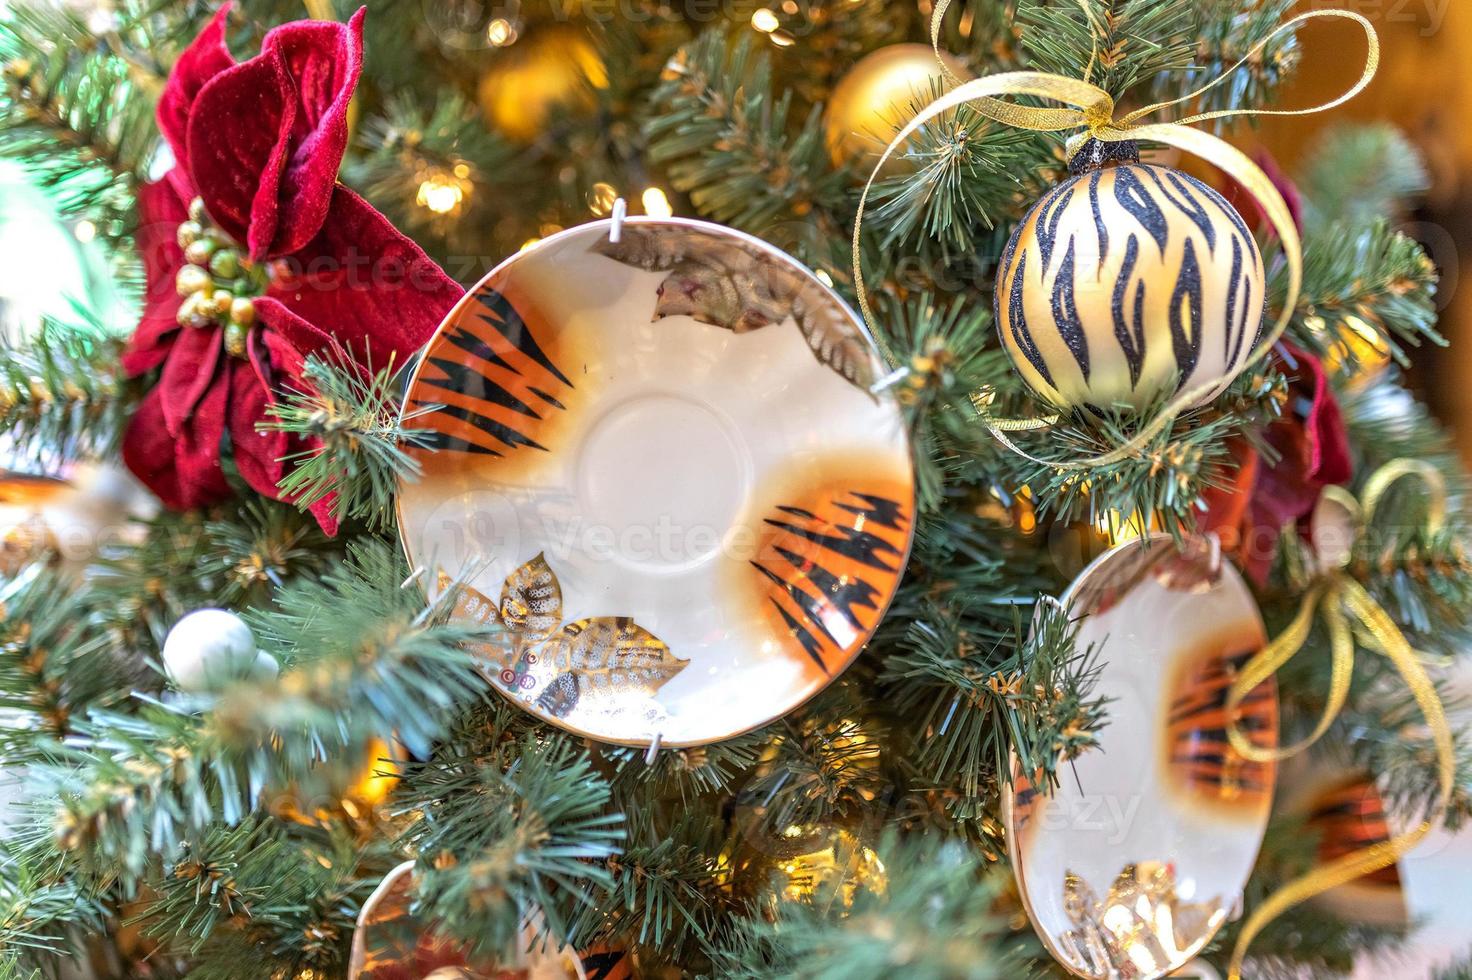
[1006,535,1279,980]
[396,217,914,747]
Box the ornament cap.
[1067,137,1141,175]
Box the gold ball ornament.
[823,43,972,172]
[273,735,404,828]
[995,140,1267,413]
[735,823,886,914]
[477,27,606,143]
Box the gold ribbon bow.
[852,2,1380,470]
[1222,459,1456,980]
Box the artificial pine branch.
[605,732,767,801]
[140,820,300,956]
[0,323,129,469]
[0,567,137,761]
[735,679,886,836]
[710,834,1022,979]
[987,367,1288,529]
[199,501,340,607]
[86,511,216,655]
[0,0,165,250]
[880,599,1106,827]
[861,294,1014,513]
[1299,124,1431,232]
[1279,219,1442,371]
[867,99,1056,255]
[347,92,532,279]
[25,541,487,880]
[1157,0,1301,120]
[1016,0,1197,98]
[262,354,432,529]
[643,30,849,241]
[569,810,731,971]
[394,733,624,958]
[0,840,105,973]
[137,820,392,975]
[1336,371,1472,656]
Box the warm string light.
[1310,313,1393,383]
[588,182,619,216]
[749,7,795,46]
[641,186,673,218]
[486,17,517,47]
[416,169,470,215]
[588,184,675,218]
[1094,509,1156,545]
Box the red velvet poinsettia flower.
[1219,148,1305,240]
[1200,342,1354,584]
[123,4,462,532]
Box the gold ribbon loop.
[1225,580,1351,764]
[1220,460,1456,980]
[1120,9,1380,130]
[1360,457,1448,532]
[858,4,1380,471]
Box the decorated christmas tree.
[0,0,1467,977]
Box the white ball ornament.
[162,608,278,692]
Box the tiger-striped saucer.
[1005,534,1278,980]
[395,217,914,747]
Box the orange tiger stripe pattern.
[1008,767,1045,857]
[1164,642,1278,809]
[407,284,573,459]
[751,489,909,676]
[580,947,634,980]
[1309,778,1402,889]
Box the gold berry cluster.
[175,198,264,358]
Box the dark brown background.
[1249,0,1469,456]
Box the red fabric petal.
[1298,347,1353,488]
[157,325,226,439]
[228,361,289,500]
[242,309,345,535]
[1251,344,1353,528]
[122,376,231,512]
[1199,344,1353,585]
[123,177,191,376]
[260,8,365,257]
[264,186,462,368]
[187,48,296,261]
[303,455,341,536]
[254,295,345,367]
[1220,150,1305,237]
[184,9,364,261]
[156,4,235,172]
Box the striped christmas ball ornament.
[995,139,1267,414]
